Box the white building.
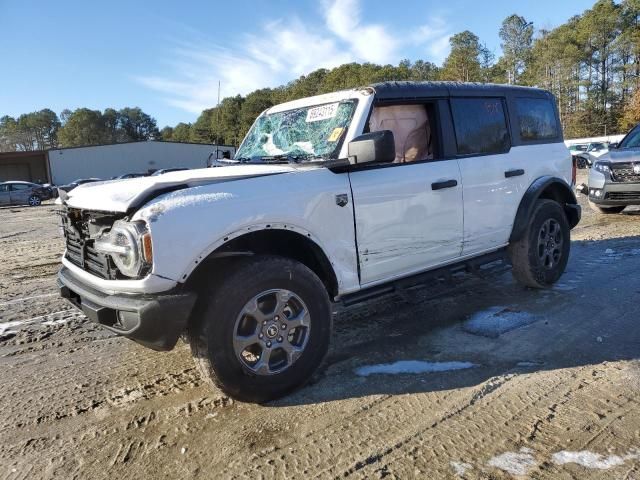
[48,141,234,185]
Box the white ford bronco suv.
[57,82,580,402]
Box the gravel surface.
[1,171,639,479]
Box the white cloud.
[136,0,452,115]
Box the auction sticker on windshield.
[306,103,339,122]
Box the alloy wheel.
[537,218,563,269]
[232,289,311,375]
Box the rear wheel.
[508,199,570,288]
[27,195,41,207]
[188,255,332,403]
[588,200,625,214]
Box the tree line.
[0,107,160,152]
[2,0,639,153]
[164,0,640,144]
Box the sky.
[0,0,596,128]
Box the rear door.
[451,97,528,255]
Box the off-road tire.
[588,200,625,214]
[188,255,332,403]
[508,199,570,288]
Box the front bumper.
[588,181,640,206]
[57,266,196,351]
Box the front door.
[0,184,10,206]
[9,183,32,205]
[349,160,463,285]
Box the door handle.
[431,179,458,190]
[504,169,525,178]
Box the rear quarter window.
[515,97,558,141]
[450,98,510,155]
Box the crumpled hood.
[598,147,640,164]
[62,164,299,212]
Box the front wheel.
[508,199,570,288]
[588,201,626,214]
[188,255,332,403]
[28,195,41,207]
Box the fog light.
[117,311,139,331]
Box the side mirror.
[348,130,395,165]
[608,142,617,149]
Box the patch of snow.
[488,448,536,476]
[145,190,235,218]
[516,361,544,367]
[0,320,27,336]
[450,461,472,477]
[463,306,536,338]
[0,293,57,307]
[0,310,82,336]
[42,318,73,327]
[551,450,640,470]
[355,360,475,377]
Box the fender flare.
[179,223,341,296]
[509,176,581,243]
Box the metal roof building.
[0,141,235,185]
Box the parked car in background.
[575,142,609,168]
[587,123,640,214]
[569,144,588,168]
[57,178,102,195]
[0,181,54,206]
[151,168,189,176]
[112,173,148,180]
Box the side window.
[368,104,436,163]
[450,98,510,155]
[0,184,9,193]
[11,184,29,191]
[515,97,558,141]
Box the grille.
[61,208,121,279]
[606,191,640,201]
[610,163,640,183]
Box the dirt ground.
[1,170,640,479]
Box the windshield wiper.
[259,154,305,164]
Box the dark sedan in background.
[57,178,102,195]
[0,181,55,206]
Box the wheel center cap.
[265,324,279,339]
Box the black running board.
[340,248,508,307]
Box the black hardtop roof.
[369,81,553,101]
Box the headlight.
[94,221,152,278]
[593,162,610,174]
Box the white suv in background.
[57,82,580,402]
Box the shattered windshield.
[234,100,358,162]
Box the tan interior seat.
[369,105,432,163]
